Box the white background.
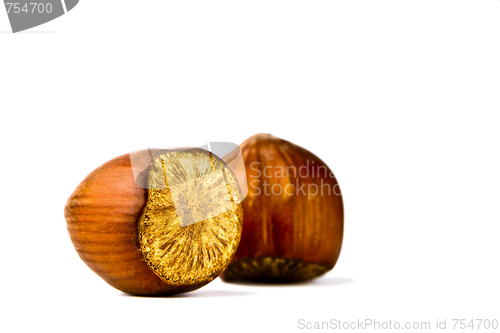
[1,1,499,332]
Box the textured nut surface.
[139,149,243,286]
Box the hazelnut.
[220,134,343,283]
[65,148,243,296]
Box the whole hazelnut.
[220,134,343,283]
[65,148,243,296]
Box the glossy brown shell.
[221,134,344,282]
[65,152,210,295]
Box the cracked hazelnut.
[65,148,243,296]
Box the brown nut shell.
[65,149,243,295]
[220,134,344,283]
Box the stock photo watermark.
[297,318,499,330]
[248,161,341,200]
[3,0,79,32]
